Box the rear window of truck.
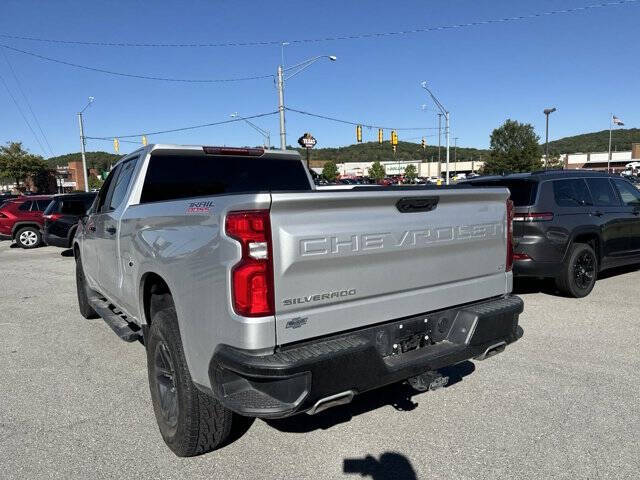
[140,154,311,203]
[467,179,538,206]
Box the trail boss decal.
[186,201,214,214]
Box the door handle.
[591,211,603,217]
[106,226,117,235]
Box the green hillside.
[46,151,121,172]
[547,128,640,154]
[296,141,489,163]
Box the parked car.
[43,192,97,248]
[465,170,640,297]
[74,144,523,456]
[0,195,53,248]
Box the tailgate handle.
[396,197,439,213]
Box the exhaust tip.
[475,341,507,361]
[306,390,355,415]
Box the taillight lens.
[513,212,554,222]
[506,199,514,272]
[226,210,274,317]
[44,213,63,221]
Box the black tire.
[75,255,99,319]
[146,304,233,457]
[555,243,598,298]
[15,226,42,249]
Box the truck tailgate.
[270,188,510,345]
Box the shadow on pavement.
[266,361,475,434]
[343,452,417,480]
[61,248,74,257]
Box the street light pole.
[231,113,271,149]
[437,113,442,177]
[77,97,94,192]
[607,113,613,173]
[543,107,556,168]
[453,137,459,175]
[276,55,336,150]
[421,82,450,184]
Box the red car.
[0,195,53,248]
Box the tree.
[88,176,104,190]
[368,160,385,181]
[403,164,417,183]
[481,120,542,174]
[322,160,339,181]
[0,142,48,189]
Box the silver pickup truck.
[74,144,524,456]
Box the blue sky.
[1,0,638,157]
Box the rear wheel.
[555,243,597,298]
[16,226,42,249]
[75,255,99,319]
[147,303,233,456]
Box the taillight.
[44,213,63,221]
[506,199,514,272]
[513,212,554,222]
[225,210,274,317]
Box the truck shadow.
[265,361,475,434]
[343,452,417,480]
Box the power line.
[85,111,279,140]
[2,50,54,156]
[0,72,47,155]
[0,44,274,83]
[285,107,440,131]
[0,1,636,48]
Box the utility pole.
[422,83,450,184]
[77,97,94,192]
[277,65,286,150]
[276,55,337,151]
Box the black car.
[465,170,640,297]
[43,192,96,248]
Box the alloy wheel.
[19,230,38,247]
[154,341,179,431]
[573,250,595,290]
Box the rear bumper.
[43,232,69,248]
[207,295,524,418]
[513,258,563,278]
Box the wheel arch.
[140,271,173,326]
[11,221,42,238]
[569,229,602,263]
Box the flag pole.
[607,113,612,173]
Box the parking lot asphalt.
[1,242,639,479]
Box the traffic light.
[378,129,383,144]
[391,130,398,146]
[142,135,148,146]
[421,137,426,150]
[356,124,362,143]
[113,138,120,153]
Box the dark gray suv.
[466,170,640,297]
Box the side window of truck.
[94,165,120,214]
[108,159,137,211]
[585,178,618,206]
[552,179,593,207]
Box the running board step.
[89,297,142,343]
